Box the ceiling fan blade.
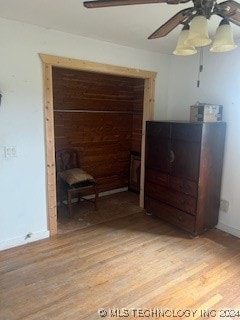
[217,0,240,26]
[148,8,194,39]
[83,0,168,8]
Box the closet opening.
[40,54,156,235]
[52,67,145,234]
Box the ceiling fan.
[83,0,240,40]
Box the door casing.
[39,53,157,235]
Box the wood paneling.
[132,114,143,152]
[53,67,144,193]
[53,68,143,111]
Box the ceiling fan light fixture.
[210,19,237,52]
[173,25,197,55]
[186,15,212,47]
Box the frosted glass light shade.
[173,27,197,56]
[186,15,212,47]
[210,19,237,52]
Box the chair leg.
[77,193,82,205]
[68,192,73,218]
[94,185,98,211]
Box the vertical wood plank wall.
[52,67,144,193]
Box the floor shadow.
[57,191,142,234]
[57,191,240,246]
[57,191,189,239]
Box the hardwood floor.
[1,192,240,320]
[57,191,142,234]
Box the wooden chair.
[56,148,98,217]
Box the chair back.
[56,149,80,173]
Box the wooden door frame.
[39,53,156,235]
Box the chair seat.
[63,179,96,189]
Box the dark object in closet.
[129,152,141,193]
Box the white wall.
[2,17,239,250]
[166,47,240,237]
[0,18,170,250]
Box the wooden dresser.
[144,121,226,236]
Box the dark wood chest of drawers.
[144,121,226,236]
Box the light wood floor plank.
[1,192,240,320]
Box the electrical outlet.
[25,232,33,240]
[11,147,17,157]
[4,146,17,158]
[220,199,229,213]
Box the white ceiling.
[0,0,240,54]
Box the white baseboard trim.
[216,222,240,238]
[98,187,128,197]
[0,230,50,251]
[2,188,129,251]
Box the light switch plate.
[4,146,17,158]
[220,199,229,213]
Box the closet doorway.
[40,54,156,235]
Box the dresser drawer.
[145,196,196,233]
[145,168,168,187]
[169,176,198,197]
[145,182,197,215]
